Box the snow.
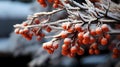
[0,1,32,19]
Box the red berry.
[41,3,47,7]
[105,33,110,40]
[22,22,28,26]
[47,49,54,54]
[67,27,74,33]
[75,24,82,32]
[53,43,59,49]
[91,43,98,49]
[43,43,48,49]
[62,44,69,50]
[90,29,96,36]
[77,48,84,55]
[83,32,90,40]
[23,28,29,33]
[47,42,53,48]
[89,36,95,44]
[60,31,68,38]
[62,23,67,30]
[113,48,119,54]
[48,0,54,3]
[78,32,84,40]
[64,38,72,45]
[46,26,52,32]
[94,49,100,55]
[14,28,20,34]
[35,18,40,24]
[101,24,109,32]
[96,27,102,35]
[53,3,58,8]
[70,46,78,53]
[82,39,89,45]
[68,53,75,58]
[62,49,69,56]
[112,54,119,58]
[37,0,46,4]
[89,48,94,55]
[101,37,108,46]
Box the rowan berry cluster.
[14,18,52,41]
[37,0,63,8]
[58,23,110,57]
[42,40,59,54]
[62,38,84,57]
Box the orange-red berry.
[112,54,119,58]
[101,37,108,46]
[68,53,75,58]
[47,49,54,54]
[113,48,119,54]
[60,31,68,38]
[62,23,67,30]
[83,32,90,40]
[14,28,20,34]
[94,49,100,55]
[89,36,95,44]
[43,43,48,49]
[96,27,102,35]
[48,0,54,3]
[62,44,69,50]
[62,50,69,56]
[47,42,53,48]
[46,26,52,32]
[91,43,98,49]
[78,32,84,40]
[105,33,110,40]
[35,18,40,24]
[64,38,72,45]
[67,27,74,33]
[70,46,78,53]
[89,48,94,55]
[90,29,96,36]
[77,48,84,55]
[53,3,58,8]
[53,43,59,49]
[75,24,82,32]
[101,24,109,32]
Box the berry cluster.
[58,23,110,57]
[112,47,120,58]
[14,18,52,41]
[43,40,59,54]
[62,38,84,57]
[37,0,63,8]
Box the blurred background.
[0,0,120,67]
[0,0,33,67]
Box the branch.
[109,30,120,35]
